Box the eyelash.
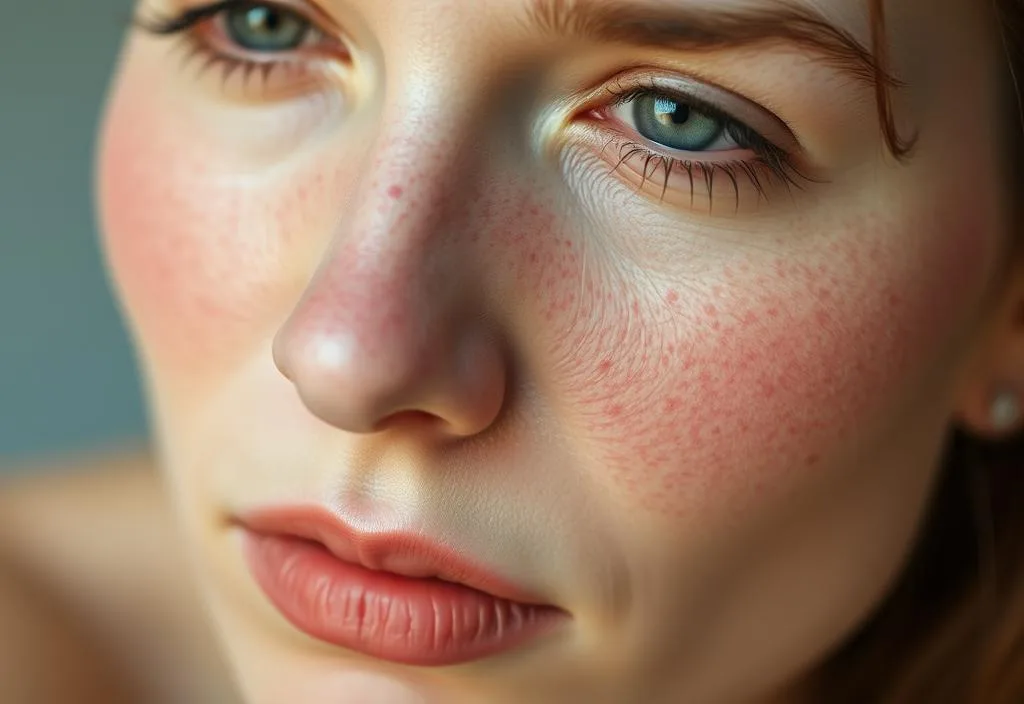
[135,0,344,88]
[595,79,811,209]
[136,1,811,212]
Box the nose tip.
[273,319,508,438]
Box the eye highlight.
[135,0,350,96]
[224,4,311,52]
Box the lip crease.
[235,506,554,605]
[233,505,569,666]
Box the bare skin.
[7,0,1024,702]
[0,449,239,704]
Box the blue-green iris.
[226,4,309,52]
[633,94,725,151]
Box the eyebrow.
[523,0,897,90]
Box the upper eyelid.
[252,0,345,36]
[595,72,801,153]
[141,0,345,39]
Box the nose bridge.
[271,83,509,437]
[304,87,478,338]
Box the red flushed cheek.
[539,208,993,519]
[97,74,343,384]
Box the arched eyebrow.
[523,0,898,90]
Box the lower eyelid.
[562,121,801,216]
[610,144,757,210]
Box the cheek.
[97,69,344,386]
[539,204,992,519]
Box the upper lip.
[235,506,555,607]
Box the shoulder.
[0,446,240,704]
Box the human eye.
[576,74,814,215]
[135,0,350,98]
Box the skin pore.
[89,0,1016,702]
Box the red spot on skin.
[100,44,1003,543]
[538,186,997,521]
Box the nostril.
[372,410,444,434]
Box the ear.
[955,265,1024,439]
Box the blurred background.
[0,0,147,467]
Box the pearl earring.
[990,390,1022,432]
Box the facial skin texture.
[98,0,1009,702]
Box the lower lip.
[241,531,566,667]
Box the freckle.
[387,185,404,199]
[805,453,821,467]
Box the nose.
[272,121,508,438]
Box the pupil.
[246,7,281,34]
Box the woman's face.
[98,0,1010,701]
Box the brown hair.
[810,2,1024,702]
